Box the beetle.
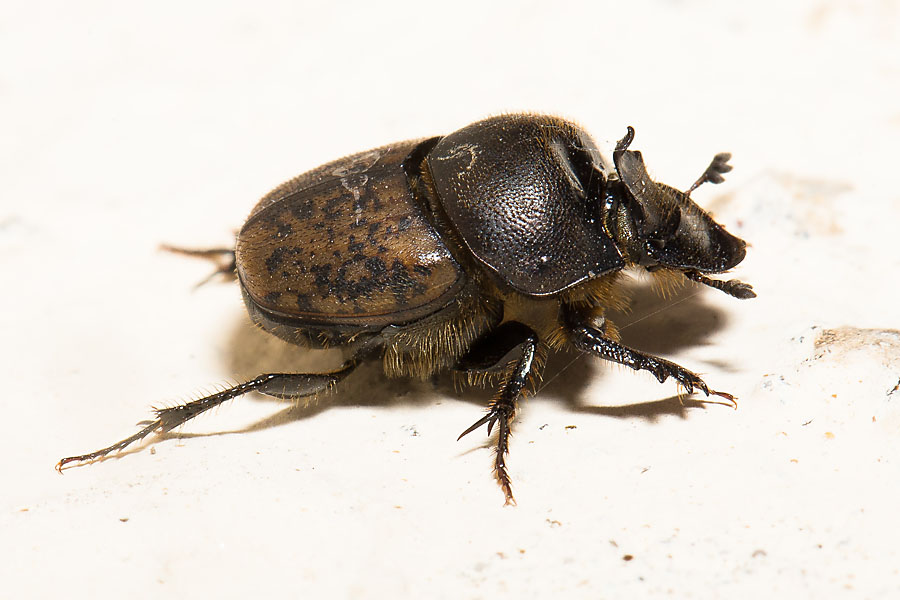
[57,114,754,504]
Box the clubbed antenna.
[687,152,732,196]
[685,270,756,299]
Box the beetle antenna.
[684,270,755,299]
[686,153,732,196]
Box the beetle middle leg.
[564,309,735,404]
[456,322,540,505]
[56,362,357,471]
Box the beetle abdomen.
[236,141,464,327]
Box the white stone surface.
[2,1,899,597]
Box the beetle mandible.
[58,114,754,504]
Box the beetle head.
[607,127,754,299]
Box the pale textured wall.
[2,1,898,597]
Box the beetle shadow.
[152,277,739,444]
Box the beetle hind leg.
[160,244,237,285]
[56,362,357,471]
[456,322,540,505]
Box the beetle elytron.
[58,114,754,504]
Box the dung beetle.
[58,114,754,504]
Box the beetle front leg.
[566,313,735,404]
[56,362,357,471]
[456,322,539,505]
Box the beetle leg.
[566,314,736,405]
[56,362,357,471]
[457,323,539,505]
[160,244,237,285]
[453,321,536,373]
[686,152,733,196]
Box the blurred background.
[2,1,898,597]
